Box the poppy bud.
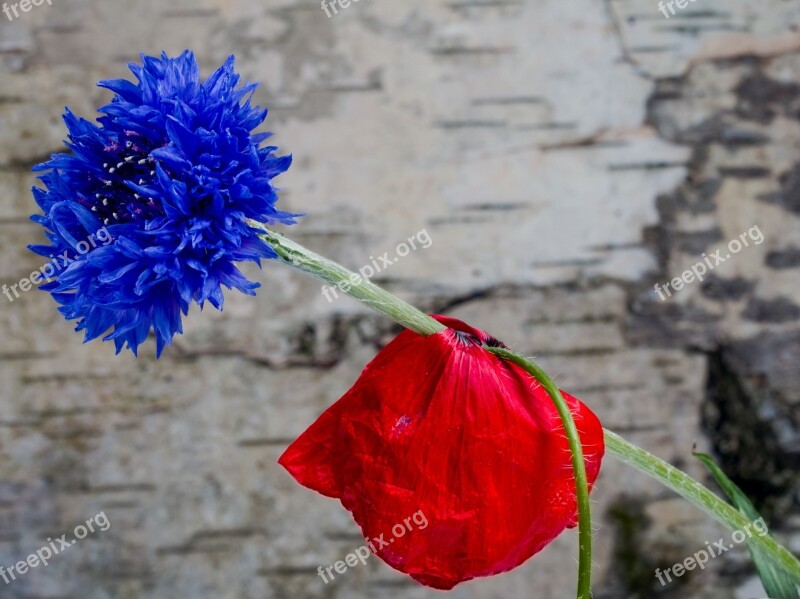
[279,315,604,589]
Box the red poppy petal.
[279,315,605,589]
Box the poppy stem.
[604,429,800,581]
[485,347,594,599]
[256,224,800,587]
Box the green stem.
[257,227,445,337]
[255,224,800,586]
[486,347,593,599]
[604,429,800,580]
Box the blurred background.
[1,0,799,597]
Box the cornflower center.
[84,132,164,225]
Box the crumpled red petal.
[279,315,605,590]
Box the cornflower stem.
[257,227,445,336]
[603,429,800,581]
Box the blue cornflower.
[30,51,296,356]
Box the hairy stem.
[486,347,593,599]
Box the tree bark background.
[0,1,798,597]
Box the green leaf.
[694,452,800,599]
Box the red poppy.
[279,315,604,590]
